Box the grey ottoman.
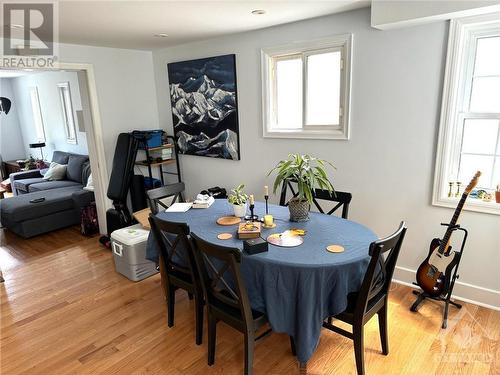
[0,186,94,238]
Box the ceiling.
[46,1,369,50]
[0,70,33,78]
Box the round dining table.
[146,200,377,365]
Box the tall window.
[57,82,77,144]
[261,35,352,139]
[434,13,500,215]
[29,87,45,142]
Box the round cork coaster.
[217,233,233,240]
[217,216,241,226]
[326,245,345,253]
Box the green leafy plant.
[268,154,335,204]
[228,184,249,206]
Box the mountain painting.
[167,54,240,160]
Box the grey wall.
[10,71,88,160]
[152,8,500,305]
[0,78,25,161]
[56,43,160,174]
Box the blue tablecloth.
[146,200,377,363]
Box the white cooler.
[110,224,158,281]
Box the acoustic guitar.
[415,171,481,297]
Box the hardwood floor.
[1,227,499,374]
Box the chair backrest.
[147,182,185,214]
[355,222,407,317]
[190,233,254,328]
[148,213,195,279]
[279,179,352,219]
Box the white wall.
[56,42,160,174]
[10,71,88,160]
[0,78,25,161]
[152,8,500,307]
[371,0,500,29]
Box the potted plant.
[228,184,249,217]
[496,184,500,204]
[268,154,335,222]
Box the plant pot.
[496,191,500,204]
[288,199,310,222]
[233,203,247,218]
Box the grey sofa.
[0,151,94,238]
[10,151,90,195]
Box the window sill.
[263,128,349,140]
[432,196,500,216]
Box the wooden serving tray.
[216,216,241,226]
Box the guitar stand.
[410,223,468,329]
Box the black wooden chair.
[148,214,204,345]
[279,179,352,219]
[190,233,271,375]
[146,182,185,214]
[322,222,407,375]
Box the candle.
[249,194,255,205]
[264,185,269,196]
[264,214,273,226]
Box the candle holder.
[455,181,461,197]
[245,203,259,222]
[264,194,269,215]
[448,182,454,198]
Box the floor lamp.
[29,142,46,160]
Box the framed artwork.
[167,54,240,160]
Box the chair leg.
[353,325,365,375]
[378,306,389,355]
[195,297,204,345]
[166,286,175,327]
[207,312,217,366]
[244,331,255,375]
[290,336,297,356]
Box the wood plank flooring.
[1,227,499,374]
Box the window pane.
[474,36,500,77]
[306,51,340,125]
[458,154,493,189]
[275,58,302,129]
[29,87,45,142]
[493,158,500,186]
[469,76,500,112]
[461,119,499,154]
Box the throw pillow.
[83,173,94,192]
[66,155,89,183]
[43,162,67,181]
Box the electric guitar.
[415,171,481,297]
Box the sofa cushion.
[0,186,82,222]
[29,180,82,192]
[13,177,45,193]
[67,155,89,183]
[52,151,70,164]
[43,162,67,181]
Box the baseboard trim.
[393,266,500,311]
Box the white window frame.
[57,81,77,144]
[433,13,500,216]
[261,34,352,140]
[29,87,46,142]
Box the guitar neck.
[439,192,468,254]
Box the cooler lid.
[111,224,150,245]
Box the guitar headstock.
[464,171,481,194]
